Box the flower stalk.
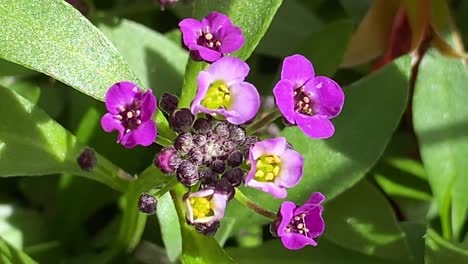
[246,110,282,135]
[234,188,276,220]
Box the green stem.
[234,189,276,220]
[246,110,282,135]
[154,177,178,198]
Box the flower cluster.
[101,11,344,251]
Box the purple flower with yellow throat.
[179,11,245,62]
[245,137,303,198]
[101,81,157,148]
[191,56,260,124]
[273,54,344,139]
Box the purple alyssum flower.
[179,11,244,62]
[191,56,260,124]
[245,137,303,199]
[273,54,345,139]
[272,192,325,250]
[101,81,157,148]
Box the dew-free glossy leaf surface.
[157,192,182,262]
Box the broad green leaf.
[98,18,188,96]
[0,237,37,264]
[426,229,468,263]
[400,222,426,264]
[324,180,412,262]
[227,239,399,264]
[0,59,34,77]
[256,0,323,58]
[226,56,410,230]
[0,85,130,192]
[295,19,354,76]
[179,0,283,107]
[413,49,468,240]
[157,192,182,262]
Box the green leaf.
[226,56,411,230]
[400,222,426,264]
[0,85,130,192]
[98,18,188,96]
[0,0,137,100]
[0,237,37,264]
[227,239,400,264]
[426,229,468,263]
[179,0,283,107]
[412,49,468,240]
[157,192,182,262]
[324,180,413,262]
[0,59,34,77]
[295,20,355,76]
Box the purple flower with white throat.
[272,192,325,250]
[191,56,260,124]
[101,81,157,148]
[245,137,303,199]
[179,11,245,62]
[273,54,344,139]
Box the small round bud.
[138,193,157,215]
[188,149,203,165]
[169,154,182,170]
[214,122,229,138]
[199,169,218,189]
[229,127,246,144]
[193,220,220,236]
[210,159,226,174]
[159,93,179,114]
[77,147,96,172]
[154,147,177,174]
[227,151,244,168]
[174,132,193,153]
[193,118,212,134]
[192,134,207,147]
[222,141,236,154]
[170,108,194,133]
[215,178,235,201]
[223,168,244,187]
[176,161,199,186]
[243,136,259,147]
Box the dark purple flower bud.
[177,161,199,186]
[193,220,221,236]
[243,136,259,147]
[227,150,244,167]
[170,108,195,133]
[193,118,212,134]
[210,159,226,174]
[77,147,96,172]
[223,167,244,187]
[222,141,236,154]
[174,132,193,153]
[192,134,207,147]
[157,0,178,10]
[215,178,235,201]
[159,92,179,115]
[138,193,157,215]
[169,154,182,170]
[154,147,177,174]
[200,169,218,189]
[66,0,89,16]
[189,149,203,165]
[214,122,230,138]
[229,127,246,144]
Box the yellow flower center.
[201,80,232,110]
[254,155,282,182]
[189,196,214,219]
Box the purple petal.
[303,206,325,238]
[251,137,287,160]
[101,113,124,142]
[295,114,335,139]
[277,201,295,237]
[306,192,325,205]
[120,120,157,148]
[280,233,317,250]
[217,26,245,53]
[191,71,213,115]
[105,81,140,113]
[226,82,260,124]
[179,18,203,48]
[207,56,249,85]
[140,89,157,121]
[245,147,257,183]
[281,55,315,87]
[304,76,344,118]
[278,149,303,188]
[273,80,296,124]
[245,180,287,198]
[211,193,228,220]
[191,45,222,62]
[202,11,232,33]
